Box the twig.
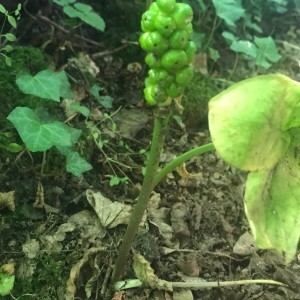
[37,14,105,47]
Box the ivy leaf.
[70,102,90,117]
[230,40,257,58]
[7,107,72,152]
[90,84,113,109]
[254,36,282,69]
[16,70,73,102]
[66,151,92,176]
[211,0,245,27]
[63,3,105,32]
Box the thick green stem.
[152,143,215,188]
[111,108,171,282]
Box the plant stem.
[152,143,215,188]
[111,107,172,282]
[113,278,287,291]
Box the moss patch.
[182,73,230,130]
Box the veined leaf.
[16,69,73,101]
[7,107,73,152]
[211,0,244,27]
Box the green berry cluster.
[139,0,196,106]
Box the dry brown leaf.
[171,202,191,246]
[133,253,172,291]
[0,263,15,275]
[86,189,132,229]
[173,289,194,300]
[176,163,202,180]
[33,181,44,208]
[148,192,177,248]
[177,253,200,277]
[22,239,40,259]
[0,191,15,211]
[65,247,103,300]
[111,291,125,300]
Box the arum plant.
[112,0,299,284]
[112,0,202,281]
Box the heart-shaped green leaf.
[16,70,73,101]
[7,107,72,152]
[209,74,300,171]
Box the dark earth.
[0,0,299,299]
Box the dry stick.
[111,107,172,282]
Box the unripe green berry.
[166,82,185,97]
[148,68,174,87]
[156,0,176,14]
[185,23,193,36]
[154,14,176,37]
[144,86,157,105]
[139,32,169,54]
[171,3,193,29]
[145,53,161,68]
[145,84,167,104]
[184,41,197,64]
[175,66,194,85]
[149,2,159,13]
[141,10,156,32]
[161,49,188,71]
[169,29,189,49]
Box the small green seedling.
[0,3,21,66]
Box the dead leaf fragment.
[22,239,40,259]
[148,192,177,248]
[69,52,99,77]
[86,189,131,229]
[0,191,15,211]
[133,253,172,291]
[233,232,256,256]
[177,253,200,277]
[176,163,202,180]
[66,247,103,300]
[173,289,194,300]
[0,263,15,275]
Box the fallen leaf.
[0,191,15,211]
[133,253,172,291]
[66,247,103,300]
[86,189,132,229]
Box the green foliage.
[211,0,245,27]
[222,33,282,68]
[0,3,21,66]
[193,0,296,68]
[16,69,73,101]
[140,1,196,105]
[7,69,92,176]
[0,271,15,296]
[209,74,300,262]
[53,0,105,31]
[90,84,113,109]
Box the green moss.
[12,252,67,299]
[0,46,51,123]
[182,73,229,130]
